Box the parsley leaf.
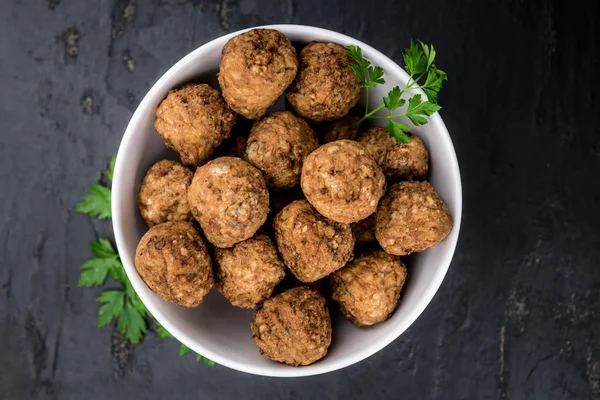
[406,94,442,123]
[76,183,111,219]
[117,302,147,345]
[403,40,427,76]
[386,120,411,144]
[383,86,406,112]
[180,343,191,356]
[419,41,436,70]
[367,65,385,87]
[198,354,216,367]
[90,238,118,259]
[106,154,116,182]
[157,324,174,339]
[96,290,125,327]
[79,239,122,287]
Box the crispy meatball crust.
[301,140,386,223]
[287,42,361,122]
[251,287,332,366]
[215,234,285,308]
[245,111,319,189]
[273,200,354,283]
[375,181,453,255]
[187,157,269,248]
[138,160,193,227]
[331,249,407,326]
[134,221,213,308]
[154,84,236,166]
[323,115,361,144]
[219,29,298,120]
[350,215,377,248]
[357,127,429,181]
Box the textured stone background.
[1,0,599,399]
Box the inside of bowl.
[115,25,461,376]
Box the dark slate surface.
[1,0,599,399]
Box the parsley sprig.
[345,40,447,144]
[77,155,214,366]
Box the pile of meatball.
[134,29,453,367]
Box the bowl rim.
[112,24,462,377]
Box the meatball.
[245,111,319,189]
[375,181,453,255]
[219,29,298,120]
[287,42,361,122]
[251,287,331,366]
[351,215,377,248]
[137,160,193,227]
[301,140,386,223]
[215,234,285,308]
[155,84,236,166]
[134,221,213,308]
[331,249,407,326]
[273,200,354,283]
[323,115,361,144]
[188,157,269,248]
[357,127,429,181]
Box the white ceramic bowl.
[112,24,462,377]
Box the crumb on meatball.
[188,157,269,248]
[323,115,361,144]
[251,287,332,366]
[375,181,453,255]
[357,127,429,181]
[154,83,236,166]
[245,111,319,189]
[351,215,377,248]
[331,249,407,326]
[219,29,298,120]
[215,233,285,308]
[137,160,193,227]
[134,221,213,308]
[273,200,354,283]
[287,42,361,122]
[301,140,386,223]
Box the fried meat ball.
[251,287,331,366]
[376,181,453,255]
[134,221,213,308]
[287,42,361,122]
[138,160,193,227]
[188,157,269,248]
[245,111,319,189]
[215,234,285,308]
[273,200,354,283]
[350,215,377,248]
[357,127,429,181]
[155,84,236,166]
[219,29,298,119]
[323,115,361,144]
[301,140,386,223]
[331,249,407,326]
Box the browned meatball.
[245,111,319,189]
[376,181,453,255]
[219,29,298,120]
[287,42,361,122]
[251,287,331,366]
[134,221,213,308]
[215,234,285,308]
[323,115,361,144]
[351,215,377,248]
[137,160,193,227]
[273,200,354,283]
[155,84,236,166]
[357,127,429,181]
[187,157,269,248]
[301,140,386,223]
[331,249,407,326]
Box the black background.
[1,0,599,399]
